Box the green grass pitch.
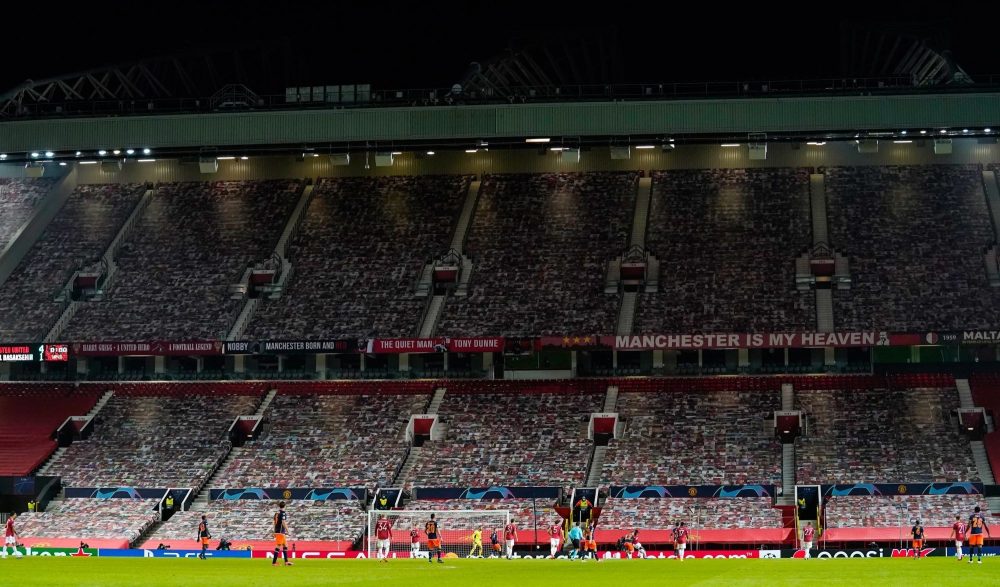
[0,557,996,587]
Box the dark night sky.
[1,1,996,94]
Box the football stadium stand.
[210,389,427,489]
[437,172,638,337]
[824,495,992,529]
[826,164,1000,331]
[602,387,782,487]
[0,178,54,250]
[0,183,146,340]
[16,498,160,547]
[0,384,100,476]
[143,500,363,550]
[637,168,815,333]
[404,382,602,487]
[598,497,784,532]
[47,384,263,488]
[60,180,303,341]
[795,386,979,484]
[404,498,557,538]
[246,175,470,339]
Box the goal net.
[367,509,510,559]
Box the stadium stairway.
[778,446,795,505]
[780,383,794,411]
[254,389,278,416]
[584,445,607,487]
[36,389,115,476]
[629,177,652,249]
[133,520,164,548]
[981,170,1000,233]
[956,379,975,408]
[418,295,446,338]
[191,446,245,509]
[449,180,482,254]
[426,387,446,414]
[815,289,834,332]
[602,385,619,412]
[957,379,998,486]
[809,173,829,245]
[392,446,421,486]
[616,292,637,335]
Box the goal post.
[367,509,510,559]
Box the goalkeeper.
[469,526,484,558]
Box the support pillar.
[738,348,750,368]
[652,350,664,369]
[316,354,327,378]
[154,356,166,375]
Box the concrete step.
[585,446,607,487]
[971,441,997,484]
[616,292,637,336]
[781,445,796,501]
[781,384,794,412]
[956,379,975,409]
[815,289,834,333]
[602,386,619,413]
[427,388,446,414]
[255,389,278,417]
[192,446,244,506]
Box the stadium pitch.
[1,557,996,586]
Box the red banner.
[539,336,605,349]
[71,341,224,356]
[365,337,504,354]
[605,332,883,350]
[250,550,366,559]
[597,549,761,559]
